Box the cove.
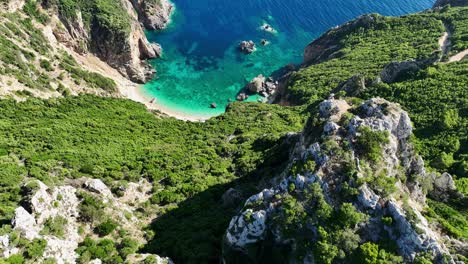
[143,0,434,119]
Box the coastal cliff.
[43,0,172,83]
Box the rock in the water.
[211,103,217,108]
[239,41,256,54]
[247,75,266,93]
[236,93,249,101]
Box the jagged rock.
[246,75,266,93]
[46,0,164,83]
[430,172,458,202]
[236,93,248,101]
[323,121,340,134]
[358,185,381,210]
[225,209,267,248]
[210,103,217,108]
[239,41,256,54]
[130,0,174,30]
[139,39,162,59]
[0,234,19,258]
[1,0,25,13]
[386,201,450,261]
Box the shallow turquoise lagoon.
[143,0,434,118]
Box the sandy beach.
[70,51,211,122]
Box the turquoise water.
[144,0,434,118]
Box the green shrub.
[41,216,67,238]
[25,238,47,259]
[94,219,118,237]
[355,127,389,163]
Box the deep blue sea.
[143,0,434,119]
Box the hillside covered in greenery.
[0,2,466,264]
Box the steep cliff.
[43,0,171,83]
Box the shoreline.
[131,85,214,122]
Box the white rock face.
[226,209,267,247]
[12,207,39,240]
[387,201,450,260]
[358,185,381,210]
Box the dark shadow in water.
[142,134,298,263]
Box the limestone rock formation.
[223,97,464,263]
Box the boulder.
[246,75,265,93]
[236,93,248,101]
[84,179,113,198]
[380,60,421,83]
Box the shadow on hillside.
[142,135,297,263]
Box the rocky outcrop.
[237,75,278,101]
[433,0,468,8]
[304,14,377,65]
[239,41,256,54]
[130,0,174,30]
[223,97,463,263]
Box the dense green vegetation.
[0,95,305,262]
[286,13,444,105]
[0,3,467,264]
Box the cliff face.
[45,0,172,83]
[130,0,174,30]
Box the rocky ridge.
[223,97,465,263]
